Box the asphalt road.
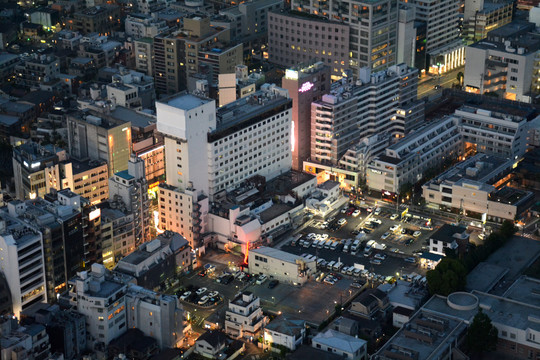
[417,67,464,99]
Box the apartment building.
[282,61,330,171]
[263,317,305,351]
[197,43,243,86]
[310,64,422,167]
[225,292,266,339]
[134,37,154,76]
[67,5,121,35]
[0,205,47,318]
[125,14,168,39]
[153,16,231,95]
[101,207,135,269]
[109,156,151,246]
[463,0,514,42]
[12,142,66,200]
[464,21,540,102]
[67,110,132,175]
[61,159,109,204]
[219,0,283,43]
[455,104,532,159]
[106,71,155,110]
[268,10,350,80]
[15,54,60,88]
[290,0,397,74]
[366,116,462,194]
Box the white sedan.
[198,296,209,305]
[196,287,207,296]
[352,210,361,217]
[180,291,191,301]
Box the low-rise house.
[263,316,305,351]
[312,329,368,360]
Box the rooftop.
[489,186,533,206]
[70,158,107,174]
[160,92,212,111]
[264,316,304,336]
[115,170,134,181]
[430,224,467,244]
[312,329,366,354]
[503,275,540,305]
[259,203,293,223]
[465,262,509,293]
[250,246,305,265]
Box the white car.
[307,233,316,240]
[374,253,387,260]
[374,208,381,216]
[321,233,329,240]
[256,274,268,284]
[338,218,347,226]
[208,291,219,298]
[390,214,399,220]
[198,295,209,305]
[180,291,191,301]
[413,231,422,237]
[352,209,361,217]
[381,232,391,240]
[196,287,207,296]
[390,224,400,232]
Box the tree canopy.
[466,309,498,354]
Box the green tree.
[426,258,467,295]
[499,220,516,239]
[466,309,498,354]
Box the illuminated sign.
[285,69,299,80]
[370,169,382,175]
[299,82,314,93]
[88,208,101,221]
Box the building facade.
[224,292,266,339]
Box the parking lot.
[282,204,435,279]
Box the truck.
[350,240,361,254]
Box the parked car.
[404,257,416,263]
[390,224,400,232]
[338,218,347,226]
[352,209,361,217]
[180,291,191,301]
[208,291,219,298]
[381,232,391,240]
[374,253,387,260]
[256,274,268,284]
[268,280,279,289]
[198,296,209,305]
[390,214,399,220]
[222,275,234,285]
[374,208,381,216]
[370,259,382,265]
[413,231,422,237]
[196,287,207,296]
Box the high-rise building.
[108,156,151,246]
[153,16,231,95]
[463,0,513,42]
[100,207,135,269]
[134,37,154,76]
[0,203,47,318]
[156,85,292,248]
[267,10,350,80]
[290,0,398,74]
[67,110,132,175]
[282,61,330,171]
[225,292,266,339]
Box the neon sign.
[299,81,314,93]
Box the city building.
[156,85,292,248]
[428,224,469,256]
[312,329,368,360]
[0,205,47,318]
[290,0,397,74]
[224,291,266,339]
[372,307,468,360]
[100,206,135,268]
[125,285,183,349]
[108,156,151,245]
[66,109,132,175]
[197,43,243,87]
[263,317,305,351]
[12,142,67,200]
[77,35,123,69]
[61,159,109,205]
[464,21,540,102]
[134,37,154,76]
[15,54,60,89]
[114,231,192,289]
[455,104,533,159]
[153,16,231,95]
[195,330,228,358]
[397,4,416,68]
[106,69,155,110]
[366,115,461,195]
[67,5,121,35]
[0,318,51,360]
[463,0,514,42]
[125,14,168,39]
[248,247,316,285]
[268,10,350,80]
[422,153,535,222]
[218,64,264,107]
[282,61,330,171]
[408,0,464,74]
[62,264,127,351]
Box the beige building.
[134,37,154,76]
[248,247,316,285]
[101,208,136,268]
[67,5,121,35]
[61,159,109,205]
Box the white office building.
[156,85,292,248]
[125,14,167,39]
[0,203,47,318]
[367,116,462,194]
[464,22,540,103]
[248,247,316,285]
[224,291,266,339]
